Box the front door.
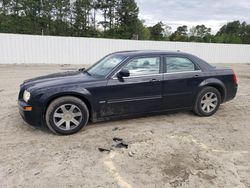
[102,56,163,117]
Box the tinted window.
[166,57,197,73]
[123,57,160,77]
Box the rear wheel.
[194,87,221,117]
[45,96,89,135]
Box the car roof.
[110,50,213,71]
[111,50,191,56]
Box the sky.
[136,0,250,34]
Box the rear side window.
[166,57,198,73]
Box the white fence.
[0,33,250,64]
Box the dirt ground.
[0,63,250,188]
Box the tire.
[193,87,221,117]
[45,96,89,135]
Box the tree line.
[0,0,250,44]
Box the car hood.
[22,71,98,91]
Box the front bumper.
[19,100,42,127]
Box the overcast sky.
[136,0,250,34]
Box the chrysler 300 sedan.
[19,51,238,135]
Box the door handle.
[193,74,200,78]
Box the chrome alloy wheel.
[53,104,82,131]
[200,92,218,113]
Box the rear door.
[102,56,164,117]
[162,56,204,110]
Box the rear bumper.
[224,84,238,102]
[19,100,42,127]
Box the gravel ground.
[0,63,250,188]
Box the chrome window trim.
[164,70,202,75]
[111,70,202,80]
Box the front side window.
[123,57,160,77]
[166,57,198,73]
[88,55,126,77]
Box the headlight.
[23,90,31,102]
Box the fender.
[197,78,227,102]
[38,86,96,120]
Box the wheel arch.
[198,78,227,103]
[42,92,94,123]
[205,84,225,102]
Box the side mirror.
[117,69,130,78]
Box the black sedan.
[18,51,238,135]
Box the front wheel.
[193,87,221,117]
[45,96,89,135]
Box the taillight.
[233,70,237,85]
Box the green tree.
[134,19,150,40]
[116,0,139,39]
[190,25,211,37]
[52,0,71,35]
[217,21,241,35]
[241,23,250,44]
[148,22,164,40]
[163,25,172,40]
[72,0,92,37]
[20,0,42,17]
[0,0,11,15]
[96,0,118,32]
[170,25,188,41]
[189,25,211,42]
[96,0,109,31]
[1,0,250,44]
[215,21,243,44]
[40,0,54,35]
[8,0,22,15]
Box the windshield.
[87,55,126,77]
